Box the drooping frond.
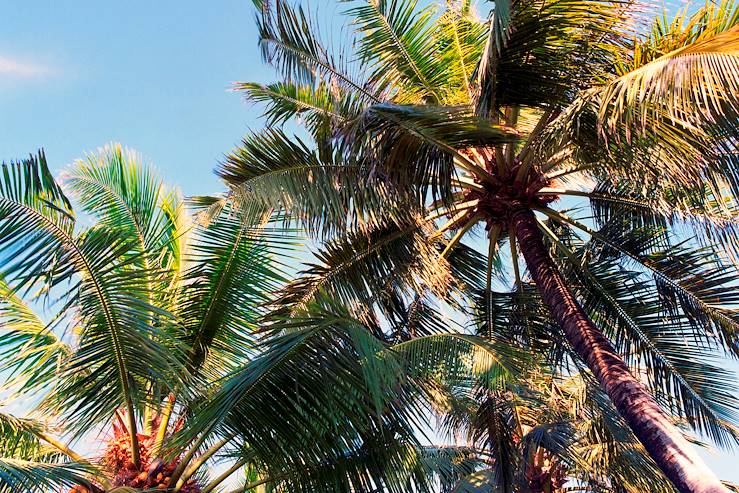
[345,0,446,103]
[0,413,48,460]
[177,200,285,377]
[220,129,416,239]
[0,412,99,493]
[0,458,96,493]
[0,151,75,292]
[599,3,739,133]
[257,0,381,104]
[391,332,529,397]
[0,279,69,394]
[182,304,427,493]
[0,151,183,441]
[584,179,739,264]
[277,215,450,319]
[538,213,739,447]
[475,0,631,114]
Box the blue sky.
[1,0,738,485]
[0,0,269,196]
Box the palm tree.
[218,0,739,491]
[429,363,681,493]
[0,149,698,493]
[0,146,446,492]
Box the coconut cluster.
[69,412,201,492]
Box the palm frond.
[541,220,739,447]
[0,458,97,493]
[541,207,739,359]
[178,200,285,377]
[219,129,414,239]
[0,151,184,441]
[392,333,527,391]
[62,144,172,259]
[346,0,446,103]
[351,103,517,200]
[476,0,630,113]
[276,215,450,319]
[236,81,364,143]
[257,0,381,104]
[435,1,488,104]
[182,303,424,493]
[599,3,739,133]
[0,279,69,394]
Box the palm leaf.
[0,279,69,394]
[345,0,445,103]
[0,151,183,444]
[182,303,424,493]
[598,19,739,133]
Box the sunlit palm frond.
[0,279,69,394]
[257,0,381,104]
[0,412,99,493]
[0,151,185,458]
[235,81,364,143]
[63,144,171,257]
[435,0,488,105]
[220,129,417,239]
[476,0,630,114]
[44,225,185,437]
[177,200,285,378]
[598,11,739,133]
[392,333,527,393]
[0,459,97,493]
[345,0,446,103]
[538,214,739,447]
[277,215,450,321]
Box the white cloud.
[0,55,51,78]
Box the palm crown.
[0,145,285,492]
[218,0,739,491]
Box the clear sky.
[0,0,269,197]
[1,0,737,486]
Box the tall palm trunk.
[510,208,726,493]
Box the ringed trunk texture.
[511,208,726,493]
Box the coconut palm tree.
[218,0,739,491]
[0,146,458,492]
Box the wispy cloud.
[0,55,51,78]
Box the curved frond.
[257,0,381,104]
[182,304,424,493]
[476,0,630,113]
[0,280,69,394]
[277,216,450,318]
[220,129,413,238]
[178,201,285,377]
[539,219,739,447]
[0,458,96,493]
[346,0,444,103]
[599,4,739,132]
[0,151,183,440]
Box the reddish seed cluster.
[454,154,559,232]
[69,411,201,493]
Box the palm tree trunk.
[510,208,727,493]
